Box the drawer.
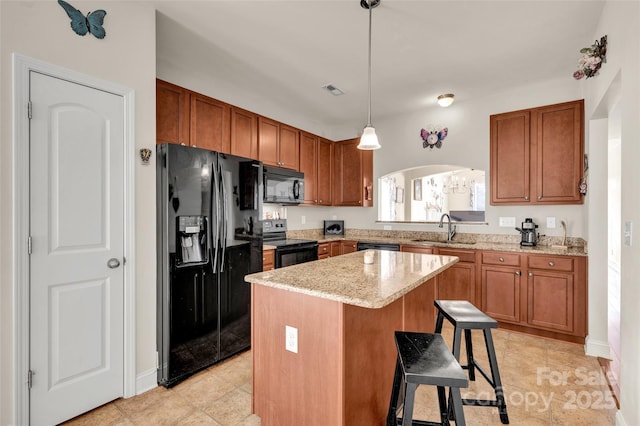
[482,252,520,267]
[438,248,476,263]
[318,243,330,256]
[400,244,434,254]
[318,253,330,260]
[527,255,573,272]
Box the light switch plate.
[625,221,633,246]
[499,217,516,227]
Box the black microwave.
[263,166,304,204]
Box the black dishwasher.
[357,242,400,251]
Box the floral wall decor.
[573,35,607,80]
[420,126,448,149]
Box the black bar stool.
[434,300,509,424]
[387,331,468,426]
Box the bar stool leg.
[387,358,403,426]
[401,383,418,426]
[464,329,476,381]
[449,387,466,426]
[484,329,509,424]
[436,386,450,426]
[435,310,444,333]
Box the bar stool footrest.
[393,419,447,426]
[462,361,494,387]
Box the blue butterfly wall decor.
[420,127,448,149]
[58,0,107,39]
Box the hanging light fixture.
[357,0,381,150]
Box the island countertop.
[245,250,459,309]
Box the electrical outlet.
[301,215,306,225]
[499,217,515,227]
[285,325,298,353]
[332,215,338,220]
[546,217,556,229]
[383,225,392,231]
[625,221,633,246]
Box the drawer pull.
[499,257,504,262]
[515,271,521,276]
[548,261,555,267]
[529,272,534,277]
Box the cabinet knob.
[537,195,542,200]
[528,272,534,277]
[548,261,555,267]
[499,257,504,262]
[524,196,529,201]
[515,271,521,276]
[319,200,322,203]
[180,143,186,146]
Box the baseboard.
[135,368,158,395]
[584,335,612,358]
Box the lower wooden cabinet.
[330,242,342,257]
[435,248,478,306]
[481,251,587,341]
[340,240,358,255]
[318,242,330,259]
[400,244,434,254]
[262,249,274,271]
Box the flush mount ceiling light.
[357,0,381,150]
[437,93,455,108]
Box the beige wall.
[0,2,157,424]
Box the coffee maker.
[515,218,538,246]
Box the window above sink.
[378,165,486,224]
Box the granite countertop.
[312,236,587,257]
[246,250,458,309]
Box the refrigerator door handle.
[219,165,227,273]
[211,161,220,272]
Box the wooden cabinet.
[318,242,330,260]
[330,242,342,257]
[333,138,374,207]
[190,93,231,152]
[300,133,333,206]
[156,79,231,152]
[481,252,522,324]
[156,79,190,145]
[435,248,478,306]
[263,249,275,271]
[340,240,358,255]
[490,99,584,205]
[258,117,300,170]
[481,251,587,341]
[230,107,258,159]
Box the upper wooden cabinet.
[333,138,374,207]
[230,107,258,160]
[299,133,333,206]
[156,79,231,153]
[156,79,190,146]
[258,117,300,170]
[490,99,584,205]
[190,93,231,152]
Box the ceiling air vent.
[322,84,345,96]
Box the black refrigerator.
[156,143,263,387]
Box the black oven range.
[261,219,318,269]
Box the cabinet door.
[341,240,358,254]
[262,249,274,271]
[156,79,190,145]
[533,100,584,204]
[190,93,231,152]
[526,270,574,333]
[299,132,317,204]
[481,266,521,324]
[279,124,300,170]
[317,138,333,205]
[330,242,342,257]
[362,149,373,207]
[258,117,280,167]
[318,243,330,259]
[436,262,476,305]
[490,110,531,204]
[333,139,363,206]
[231,107,258,159]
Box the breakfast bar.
[245,250,459,425]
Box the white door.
[29,71,125,425]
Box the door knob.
[107,258,121,269]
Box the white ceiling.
[155,1,604,129]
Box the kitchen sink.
[410,239,475,245]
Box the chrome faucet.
[439,213,457,241]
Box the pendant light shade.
[358,0,381,150]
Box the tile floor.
[65,324,617,425]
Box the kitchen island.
[245,250,459,426]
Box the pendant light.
[357,0,381,150]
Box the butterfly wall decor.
[58,0,107,39]
[420,127,448,149]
